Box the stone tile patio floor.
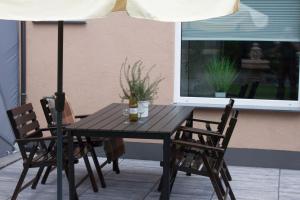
[0,157,299,200]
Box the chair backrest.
[217,98,235,133]
[40,96,75,127]
[7,103,42,159]
[215,110,239,169]
[40,97,56,126]
[221,110,239,150]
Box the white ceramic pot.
[215,92,226,98]
[138,101,150,118]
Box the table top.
[66,103,194,138]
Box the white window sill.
[173,101,300,112]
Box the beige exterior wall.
[26,12,300,152]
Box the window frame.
[173,23,300,111]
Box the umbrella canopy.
[0,0,239,22]
[0,0,239,199]
[185,3,268,32]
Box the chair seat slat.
[18,121,40,137]
[15,112,36,125]
[11,103,33,115]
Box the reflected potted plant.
[120,59,164,117]
[205,57,237,98]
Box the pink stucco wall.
[26,12,300,152]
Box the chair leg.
[82,154,99,192]
[11,167,29,200]
[215,174,226,196]
[201,154,224,200]
[223,162,232,181]
[209,173,225,200]
[221,170,235,200]
[77,136,99,192]
[90,146,106,188]
[31,167,44,189]
[113,159,120,174]
[41,166,53,184]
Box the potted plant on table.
[205,57,237,98]
[120,59,164,117]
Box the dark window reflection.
[181,41,300,100]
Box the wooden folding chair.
[160,111,239,200]
[40,97,121,187]
[180,98,235,180]
[7,103,99,200]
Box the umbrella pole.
[56,20,65,200]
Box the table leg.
[68,131,76,200]
[161,137,171,200]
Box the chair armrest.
[16,136,61,144]
[192,119,220,125]
[47,124,72,129]
[40,127,59,132]
[173,140,224,153]
[75,115,89,119]
[178,126,224,138]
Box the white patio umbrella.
[0,0,239,21]
[0,0,239,199]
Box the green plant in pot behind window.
[205,57,237,95]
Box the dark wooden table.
[66,103,194,200]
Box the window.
[174,0,300,110]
